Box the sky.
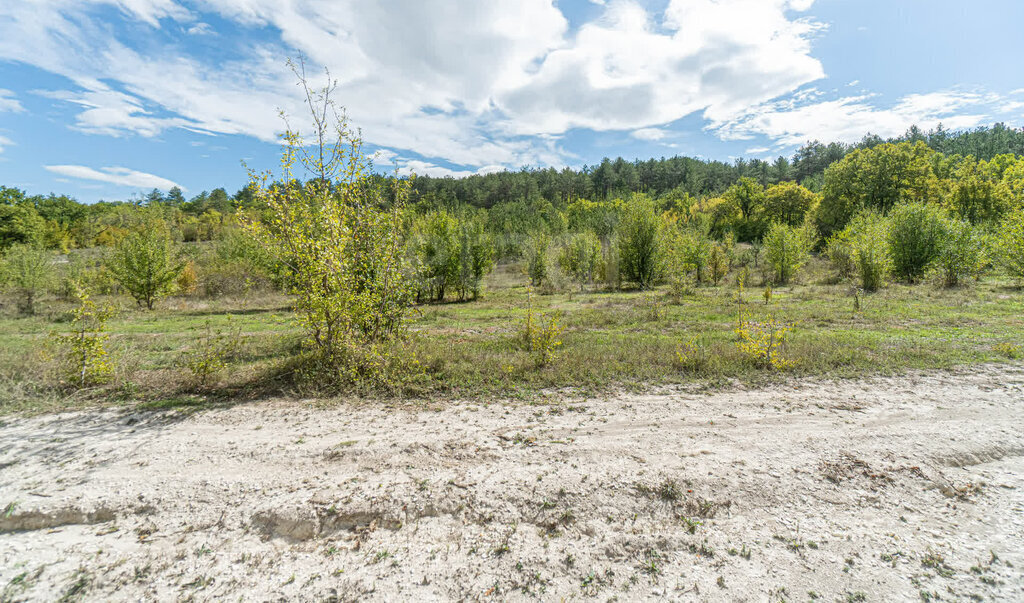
[1,0,1023,203]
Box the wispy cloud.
[0,134,13,153]
[44,164,184,190]
[632,128,668,141]
[0,89,24,113]
[714,89,1005,147]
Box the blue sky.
[1,0,1023,203]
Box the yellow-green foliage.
[845,210,892,292]
[525,233,550,286]
[617,196,664,289]
[106,219,184,310]
[735,315,794,370]
[243,61,412,380]
[177,260,198,295]
[675,336,710,372]
[932,220,986,288]
[520,288,563,366]
[1,243,54,315]
[763,222,811,284]
[182,318,240,387]
[408,210,494,302]
[639,293,666,321]
[998,208,1024,282]
[558,230,603,290]
[530,312,564,367]
[993,342,1021,359]
[709,243,728,285]
[51,285,115,387]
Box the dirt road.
[2,365,1023,601]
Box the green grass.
[1,256,1022,414]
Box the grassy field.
[1,255,1022,415]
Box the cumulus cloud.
[0,0,1012,172]
[0,0,832,170]
[714,90,998,146]
[496,0,825,135]
[44,164,184,190]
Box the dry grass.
[1,255,1022,414]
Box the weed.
[639,293,667,321]
[735,314,794,370]
[994,342,1021,359]
[675,336,711,372]
[181,317,240,387]
[56,568,91,603]
[922,549,955,578]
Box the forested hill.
[407,123,1024,209]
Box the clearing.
[1,365,1023,601]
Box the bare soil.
[2,366,1023,602]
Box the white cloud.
[38,85,197,137]
[186,22,214,35]
[0,134,13,153]
[2,0,1010,174]
[497,0,825,135]
[0,0,830,173]
[0,89,24,113]
[632,127,668,141]
[714,90,998,146]
[44,164,184,190]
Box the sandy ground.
[1,366,1023,602]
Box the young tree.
[997,208,1024,284]
[0,203,46,250]
[617,196,664,289]
[106,221,184,310]
[887,202,950,282]
[1,243,54,314]
[763,222,811,285]
[845,210,892,291]
[525,232,550,287]
[933,220,985,287]
[558,230,602,291]
[244,60,413,373]
[455,218,495,301]
[763,182,819,226]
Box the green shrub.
[243,64,412,379]
[51,285,115,387]
[887,202,949,282]
[181,319,240,388]
[409,210,459,301]
[106,221,184,310]
[618,198,664,289]
[709,244,728,285]
[558,231,602,291]
[1,244,54,315]
[763,223,811,285]
[845,210,892,292]
[667,227,712,284]
[525,233,550,287]
[455,218,495,300]
[824,230,855,278]
[997,208,1024,283]
[932,220,986,287]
